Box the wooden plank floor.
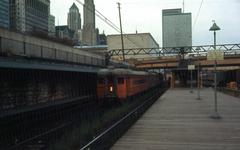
[111,88,240,150]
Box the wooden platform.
[111,88,240,150]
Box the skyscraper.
[162,8,192,48]
[81,0,98,46]
[68,3,81,35]
[10,0,50,34]
[0,0,10,29]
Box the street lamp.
[188,58,194,93]
[196,47,202,100]
[209,21,221,119]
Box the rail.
[8,122,71,150]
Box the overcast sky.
[50,0,240,46]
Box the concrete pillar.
[171,72,175,88]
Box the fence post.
[40,46,43,58]
[66,52,68,62]
[0,37,2,54]
[23,41,26,55]
[54,49,57,60]
[84,55,86,64]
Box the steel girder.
[109,43,240,58]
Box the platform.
[111,88,240,150]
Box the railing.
[0,36,105,67]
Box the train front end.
[97,68,117,104]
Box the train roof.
[98,68,148,76]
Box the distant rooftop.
[162,8,191,16]
[108,33,159,48]
[162,8,182,15]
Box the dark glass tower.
[0,0,10,29]
[10,0,50,34]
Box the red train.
[97,68,162,103]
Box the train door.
[116,76,127,100]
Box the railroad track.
[0,96,97,150]
[8,122,71,150]
[80,86,168,150]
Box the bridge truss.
[109,43,240,58]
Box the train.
[97,67,163,103]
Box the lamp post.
[196,47,202,100]
[117,2,125,61]
[190,68,193,93]
[188,60,194,93]
[209,21,221,119]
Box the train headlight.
[110,86,113,92]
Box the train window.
[98,78,104,84]
[133,79,146,84]
[118,78,124,84]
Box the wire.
[75,0,143,48]
[193,0,204,30]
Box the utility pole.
[183,0,185,13]
[117,2,125,61]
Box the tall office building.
[81,0,98,46]
[162,8,192,48]
[10,0,50,34]
[67,3,81,35]
[0,0,10,29]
